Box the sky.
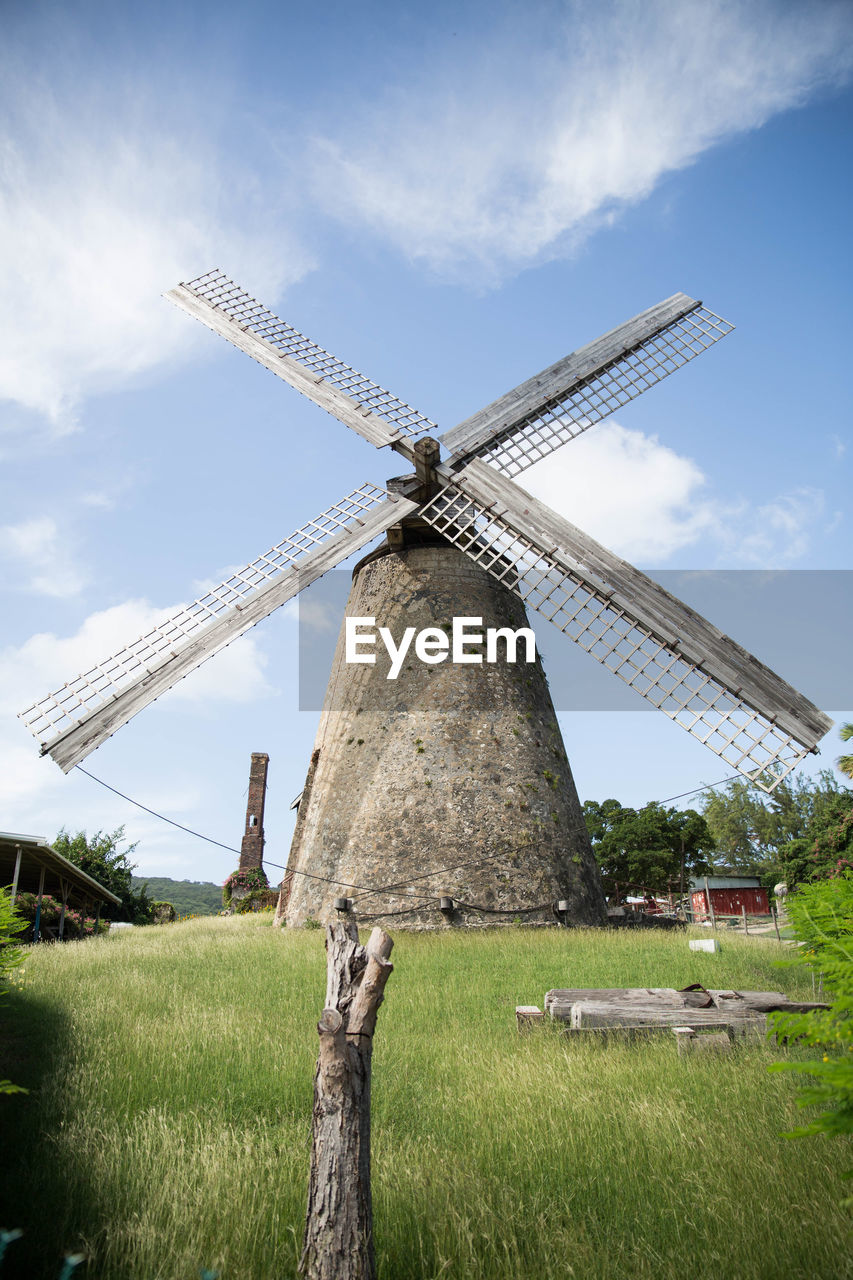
[1,0,851,886]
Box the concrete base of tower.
[279,538,607,930]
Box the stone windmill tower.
[20,272,832,930]
[278,523,603,928]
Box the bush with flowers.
[222,866,268,905]
[12,892,109,940]
[222,867,276,912]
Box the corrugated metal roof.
[0,831,122,905]
[689,875,762,890]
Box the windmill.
[19,272,832,927]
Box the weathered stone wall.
[282,542,606,929]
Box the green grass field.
[1,918,850,1279]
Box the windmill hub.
[411,434,442,494]
[384,456,448,552]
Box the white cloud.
[3,599,272,722]
[0,75,312,429]
[0,596,273,829]
[0,728,210,865]
[309,0,853,278]
[523,420,824,566]
[721,488,825,566]
[524,422,715,560]
[0,738,69,817]
[79,492,117,511]
[0,515,87,597]
[0,588,287,877]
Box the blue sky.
[1,0,851,883]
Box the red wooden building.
[689,876,769,921]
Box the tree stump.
[300,922,394,1280]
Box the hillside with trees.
[131,877,225,916]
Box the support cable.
[75,767,531,905]
[656,774,741,805]
[74,764,748,913]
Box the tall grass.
[1,918,849,1279]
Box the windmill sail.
[421,460,831,790]
[440,295,733,478]
[24,268,830,801]
[167,271,437,451]
[20,485,419,772]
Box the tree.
[583,799,716,899]
[777,792,853,888]
[838,723,853,781]
[54,827,153,923]
[701,771,847,881]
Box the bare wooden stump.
[300,922,394,1280]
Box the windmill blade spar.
[421,460,831,791]
[441,295,733,477]
[168,270,436,452]
[20,485,419,772]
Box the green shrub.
[1,887,26,974]
[769,872,853,1198]
[222,867,269,909]
[1,887,27,1095]
[233,888,277,914]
